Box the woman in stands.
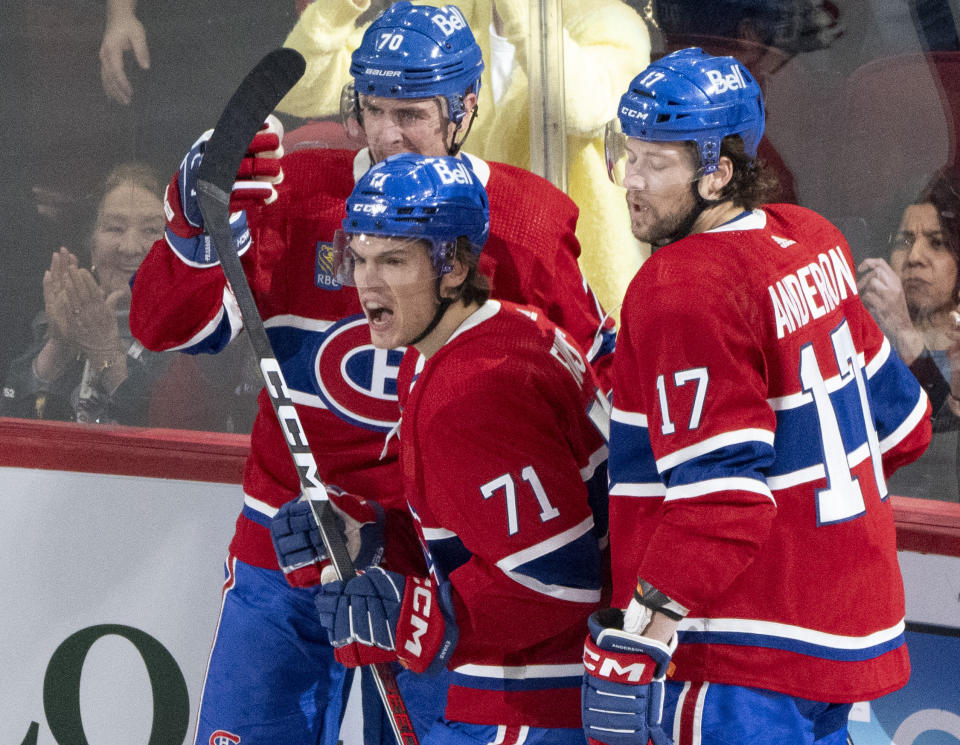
[859,166,960,501]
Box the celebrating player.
[128,4,613,745]
[316,151,608,744]
[582,48,932,745]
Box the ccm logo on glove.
[584,639,655,684]
[404,579,435,658]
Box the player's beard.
[627,183,699,248]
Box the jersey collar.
[707,208,767,233]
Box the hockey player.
[128,4,613,745]
[315,151,609,745]
[581,48,932,745]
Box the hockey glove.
[582,607,678,745]
[164,114,285,267]
[315,567,458,675]
[270,489,385,588]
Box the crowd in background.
[2,0,959,501]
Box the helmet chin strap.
[446,104,478,156]
[656,179,721,247]
[408,296,455,347]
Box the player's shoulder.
[763,202,844,238]
[278,146,357,194]
[418,302,569,395]
[484,160,579,215]
[627,210,769,310]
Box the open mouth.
[363,300,394,329]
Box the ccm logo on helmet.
[705,64,749,94]
[403,578,435,658]
[584,645,649,683]
[353,202,388,216]
[620,106,649,121]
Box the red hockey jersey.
[129,146,614,569]
[397,300,609,728]
[607,205,931,703]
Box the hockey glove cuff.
[163,115,284,267]
[270,490,385,589]
[315,567,457,675]
[582,607,677,745]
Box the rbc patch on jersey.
[315,241,342,291]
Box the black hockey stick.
[194,47,419,745]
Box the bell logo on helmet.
[432,159,473,186]
[431,6,467,36]
[705,64,749,94]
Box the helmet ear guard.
[609,47,765,178]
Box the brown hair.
[913,166,960,297]
[101,162,164,198]
[448,236,489,306]
[714,135,783,209]
[915,166,960,257]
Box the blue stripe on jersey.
[608,417,661,495]
[509,530,602,591]
[666,439,776,488]
[867,350,927,442]
[425,533,473,581]
[181,311,235,354]
[242,503,273,528]
[589,327,617,365]
[769,381,872,478]
[450,669,582,692]
[678,626,905,662]
[585,460,609,541]
[265,324,326,395]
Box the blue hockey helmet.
[338,153,489,280]
[349,1,484,125]
[605,47,765,181]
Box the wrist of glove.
[164,115,284,268]
[582,607,678,745]
[315,567,458,675]
[270,489,385,588]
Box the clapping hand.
[42,247,124,356]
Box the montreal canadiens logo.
[210,732,240,745]
[314,315,404,432]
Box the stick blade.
[197,47,306,195]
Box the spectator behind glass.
[0,163,168,425]
[859,166,960,501]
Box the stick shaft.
[193,48,420,745]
